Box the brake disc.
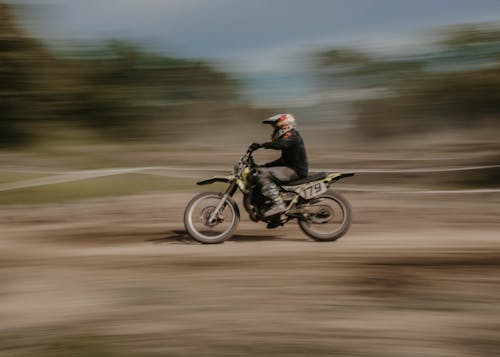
[200,206,224,227]
[309,205,333,224]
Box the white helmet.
[262,113,296,141]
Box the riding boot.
[262,182,286,217]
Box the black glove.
[249,142,261,151]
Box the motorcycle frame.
[196,149,354,223]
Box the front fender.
[196,176,232,185]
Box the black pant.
[257,167,299,186]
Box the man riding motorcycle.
[250,113,309,217]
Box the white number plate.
[300,181,327,199]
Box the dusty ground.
[1,190,499,357]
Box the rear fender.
[324,172,355,185]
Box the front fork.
[208,181,238,223]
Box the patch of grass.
[0,172,45,185]
[8,140,222,170]
[0,173,195,205]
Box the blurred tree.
[0,3,53,146]
[61,41,239,137]
[317,47,425,88]
[316,23,500,137]
[0,4,242,146]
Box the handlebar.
[247,142,264,153]
[239,145,257,165]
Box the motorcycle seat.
[283,172,327,186]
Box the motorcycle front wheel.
[298,191,352,242]
[184,192,240,244]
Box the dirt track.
[1,191,500,356]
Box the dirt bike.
[184,145,355,244]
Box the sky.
[12,0,500,105]
[22,0,500,61]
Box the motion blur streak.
[1,2,500,356]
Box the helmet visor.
[262,118,277,125]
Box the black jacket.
[262,129,308,178]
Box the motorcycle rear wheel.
[298,191,352,242]
[184,192,240,244]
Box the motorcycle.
[184,145,355,243]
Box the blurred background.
[1,1,500,356]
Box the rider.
[250,113,309,217]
